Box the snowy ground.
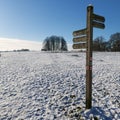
[0,51,120,120]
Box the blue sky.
[0,0,120,46]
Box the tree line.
[93,32,120,51]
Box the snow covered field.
[0,51,120,120]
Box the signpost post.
[86,5,93,109]
[72,5,105,109]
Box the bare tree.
[93,36,106,51]
[41,35,68,51]
[109,32,120,51]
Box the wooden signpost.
[72,28,87,50]
[72,5,105,109]
[73,43,86,49]
[73,28,87,37]
[73,36,87,43]
[92,13,105,23]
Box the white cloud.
[67,43,73,51]
[0,38,73,51]
[0,38,42,51]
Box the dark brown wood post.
[86,5,93,109]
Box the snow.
[0,52,120,120]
